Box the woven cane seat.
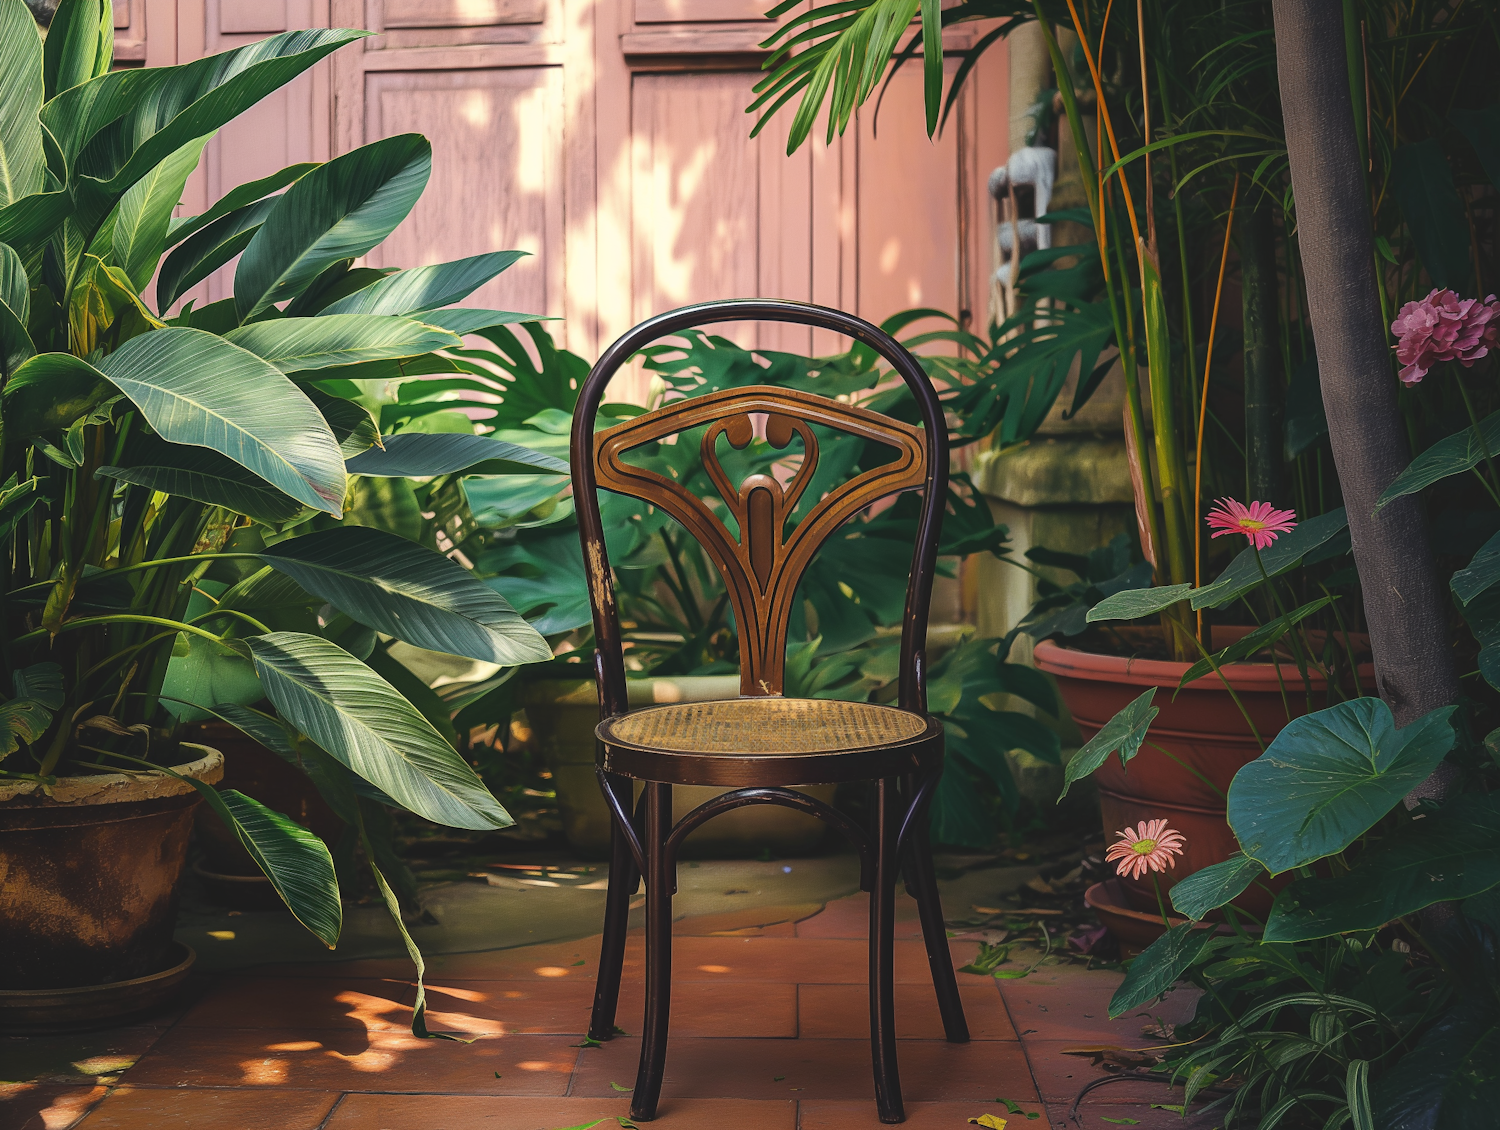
[597,697,943,787]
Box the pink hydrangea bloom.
[1205,498,1297,550]
[1390,288,1500,385]
[1104,819,1186,881]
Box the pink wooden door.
[149,1,1008,383]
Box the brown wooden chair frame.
[571,299,967,1124]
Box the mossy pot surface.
[0,747,221,997]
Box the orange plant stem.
[1194,172,1241,638]
[1064,0,1143,252]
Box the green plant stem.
[1452,369,1500,498]
[1252,547,1316,712]
[1151,872,1172,928]
[6,552,265,598]
[1166,612,1266,750]
[11,614,228,649]
[188,607,273,635]
[1144,739,1229,802]
[1320,582,1364,699]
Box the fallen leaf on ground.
[967,1116,1008,1129]
[610,1082,632,1091]
[1024,876,1055,895]
[972,905,1004,915]
[1100,1120,1141,1125]
[993,1098,1039,1120]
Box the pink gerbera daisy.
[1205,498,1297,550]
[1105,819,1186,881]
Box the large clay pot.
[0,746,222,992]
[522,676,838,859]
[1036,635,1371,919]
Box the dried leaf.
[968,1116,1009,1129]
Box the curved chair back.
[571,300,948,718]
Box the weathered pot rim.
[0,744,223,807]
[0,942,197,1003]
[1034,636,1372,692]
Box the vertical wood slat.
[157,2,1005,379]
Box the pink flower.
[1205,497,1297,550]
[1105,819,1186,881]
[1390,288,1500,385]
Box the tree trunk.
[1240,200,1284,506]
[1270,0,1458,752]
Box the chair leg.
[589,772,638,1042]
[903,796,970,1044]
[631,782,673,1122]
[869,778,904,1123]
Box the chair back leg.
[869,778,905,1123]
[590,773,640,1041]
[630,782,675,1121]
[902,801,970,1043]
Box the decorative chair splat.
[592,385,927,696]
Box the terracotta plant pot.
[1037,635,1371,920]
[0,747,222,998]
[522,676,838,859]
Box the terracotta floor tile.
[569,1036,1036,1101]
[631,937,978,985]
[795,894,924,940]
[798,982,1017,1040]
[998,966,1200,1044]
[2,1028,168,1085]
[322,1094,796,1129]
[71,1087,337,1129]
[414,977,798,1038]
[797,1099,1049,1129]
[119,1027,578,1094]
[263,939,605,982]
[175,977,414,1031]
[0,1083,106,1130]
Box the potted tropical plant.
[0,0,560,1031]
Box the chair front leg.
[631,782,674,1122]
[869,777,904,1123]
[590,771,639,1042]
[901,774,969,1044]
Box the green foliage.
[1057,686,1156,800]
[0,6,556,1025]
[1228,700,1456,874]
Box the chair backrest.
[571,300,949,717]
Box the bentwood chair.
[572,299,968,1124]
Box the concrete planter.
[521,677,837,859]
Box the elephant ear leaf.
[1228,699,1457,874]
[234,134,432,322]
[246,631,515,831]
[259,526,554,665]
[0,2,45,208]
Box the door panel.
[364,67,564,319]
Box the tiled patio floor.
[3,892,1213,1130]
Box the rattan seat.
[598,697,943,786]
